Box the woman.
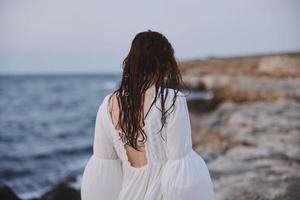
[81,30,214,200]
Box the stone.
[0,185,21,200]
[190,99,300,200]
[40,177,80,200]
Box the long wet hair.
[109,30,184,151]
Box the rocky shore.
[180,52,300,101]
[190,100,300,200]
[184,52,300,200]
[1,52,299,200]
[0,176,80,200]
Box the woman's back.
[81,86,214,200]
[107,84,158,168]
[81,29,214,200]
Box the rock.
[190,99,300,200]
[215,77,300,102]
[179,52,300,101]
[258,55,300,75]
[182,75,207,90]
[179,52,300,78]
[273,178,300,200]
[187,96,221,114]
[40,177,80,200]
[0,185,21,200]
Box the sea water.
[0,73,210,199]
[0,74,120,198]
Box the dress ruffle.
[81,155,123,200]
[161,150,214,200]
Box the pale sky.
[0,0,300,74]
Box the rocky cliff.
[181,52,300,200]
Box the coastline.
[183,52,300,200]
[1,52,299,200]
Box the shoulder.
[96,92,114,114]
[162,88,187,112]
[102,91,116,105]
[104,91,114,101]
[164,88,186,102]
[164,87,185,96]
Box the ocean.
[0,74,121,199]
[0,73,212,199]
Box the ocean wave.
[0,74,119,197]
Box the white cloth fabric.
[81,88,214,200]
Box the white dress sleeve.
[81,96,122,200]
[161,91,214,200]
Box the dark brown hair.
[109,30,184,151]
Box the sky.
[0,0,300,74]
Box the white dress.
[81,88,214,200]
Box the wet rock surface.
[0,177,81,200]
[39,177,80,200]
[0,185,22,200]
